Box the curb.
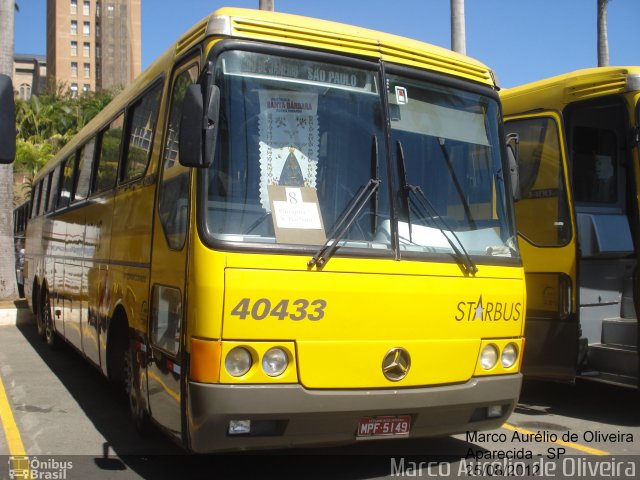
[0,300,30,327]
[0,308,17,326]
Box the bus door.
[504,111,579,381]
[564,96,637,386]
[147,59,199,440]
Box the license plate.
[356,415,411,438]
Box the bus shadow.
[14,308,182,457]
[14,309,489,479]
[514,379,640,427]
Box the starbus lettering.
[455,295,522,322]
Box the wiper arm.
[308,178,381,270]
[406,184,478,274]
[396,140,477,275]
[437,138,476,230]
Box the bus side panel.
[44,217,64,333]
[61,211,85,351]
[82,192,115,371]
[24,215,44,311]
[109,182,155,333]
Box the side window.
[47,167,61,212]
[31,181,41,218]
[572,126,618,204]
[94,114,124,194]
[123,82,163,181]
[158,63,198,250]
[74,138,96,202]
[38,176,50,216]
[506,117,571,246]
[58,153,77,209]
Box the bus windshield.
[205,49,516,260]
[388,74,515,258]
[207,50,390,251]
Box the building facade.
[13,54,47,100]
[46,0,141,94]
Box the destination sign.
[222,51,377,92]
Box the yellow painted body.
[186,239,524,388]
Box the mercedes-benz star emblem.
[382,347,411,381]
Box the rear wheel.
[42,289,62,350]
[35,286,45,338]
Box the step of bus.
[579,370,638,389]
[585,343,638,380]
[601,317,638,348]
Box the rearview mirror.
[179,83,220,169]
[506,133,520,201]
[0,74,16,164]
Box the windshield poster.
[258,91,320,210]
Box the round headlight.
[480,344,498,370]
[501,343,518,368]
[225,347,252,377]
[262,348,289,377]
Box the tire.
[35,298,46,339]
[42,289,62,350]
[124,338,151,436]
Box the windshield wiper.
[396,140,478,275]
[308,178,381,270]
[437,137,477,230]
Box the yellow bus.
[502,67,640,388]
[24,8,525,452]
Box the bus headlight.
[501,343,518,368]
[262,348,289,377]
[480,344,498,370]
[225,347,252,377]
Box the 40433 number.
[230,298,327,321]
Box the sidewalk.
[0,299,31,327]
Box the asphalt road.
[1,308,639,479]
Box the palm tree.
[597,0,610,66]
[0,0,18,299]
[451,0,466,55]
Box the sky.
[12,0,640,88]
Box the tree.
[0,0,17,299]
[451,0,466,55]
[597,0,610,67]
[13,87,116,203]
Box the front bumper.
[187,374,522,453]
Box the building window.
[107,4,114,16]
[19,83,31,100]
[96,43,101,58]
[83,84,90,93]
[71,20,78,35]
[83,0,90,15]
[84,63,90,78]
[83,21,90,35]
[71,41,78,56]
[96,1,101,17]
[70,0,77,14]
[70,83,78,98]
[83,42,90,57]
[71,62,78,77]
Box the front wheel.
[124,339,151,436]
